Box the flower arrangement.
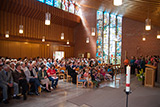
[136,69,145,81]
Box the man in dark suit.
[67,62,77,84]
[0,65,20,104]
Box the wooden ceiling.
[75,0,160,27]
[0,0,81,28]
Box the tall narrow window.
[116,16,122,64]
[75,2,80,15]
[62,0,69,11]
[69,0,74,13]
[45,0,54,6]
[96,11,103,59]
[54,0,61,9]
[103,11,109,63]
[110,14,116,64]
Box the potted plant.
[136,69,145,85]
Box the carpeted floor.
[68,84,160,107]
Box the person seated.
[38,65,51,92]
[47,65,58,89]
[84,69,89,81]
[107,66,114,79]
[10,62,16,73]
[91,70,100,88]
[46,59,52,69]
[87,74,93,87]
[77,70,87,87]
[12,63,28,100]
[59,65,66,73]
[25,64,43,95]
[0,65,20,104]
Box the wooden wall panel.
[0,40,74,59]
[0,11,74,43]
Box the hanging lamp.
[86,37,89,43]
[61,33,64,40]
[42,36,45,42]
[67,40,69,44]
[113,0,122,6]
[45,12,51,25]
[5,31,9,38]
[145,18,151,31]
[91,28,95,36]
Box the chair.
[66,70,72,82]
[76,75,83,88]
[58,69,65,82]
[87,81,93,88]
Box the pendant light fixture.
[67,40,69,44]
[45,12,51,25]
[61,11,64,40]
[145,18,151,31]
[19,25,23,34]
[5,3,9,38]
[157,31,160,39]
[47,44,50,46]
[145,8,151,31]
[113,0,122,6]
[142,35,146,41]
[19,0,23,34]
[61,33,64,40]
[91,28,95,36]
[5,31,9,38]
[86,37,89,43]
[42,36,45,42]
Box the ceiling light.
[19,25,23,34]
[5,31,9,38]
[145,18,151,31]
[45,12,51,25]
[113,0,122,6]
[61,33,64,40]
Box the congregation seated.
[0,55,159,104]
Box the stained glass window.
[62,0,68,11]
[96,11,122,64]
[103,11,109,63]
[109,14,116,64]
[75,2,80,16]
[116,16,122,64]
[45,0,54,6]
[69,0,75,14]
[54,0,61,9]
[38,0,45,3]
[96,11,103,60]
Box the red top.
[47,68,56,77]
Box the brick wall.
[74,7,97,58]
[122,17,160,63]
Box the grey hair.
[3,64,10,69]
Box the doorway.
[54,51,64,60]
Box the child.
[77,71,87,87]
[108,66,113,79]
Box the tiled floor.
[1,74,160,107]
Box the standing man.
[0,65,20,104]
